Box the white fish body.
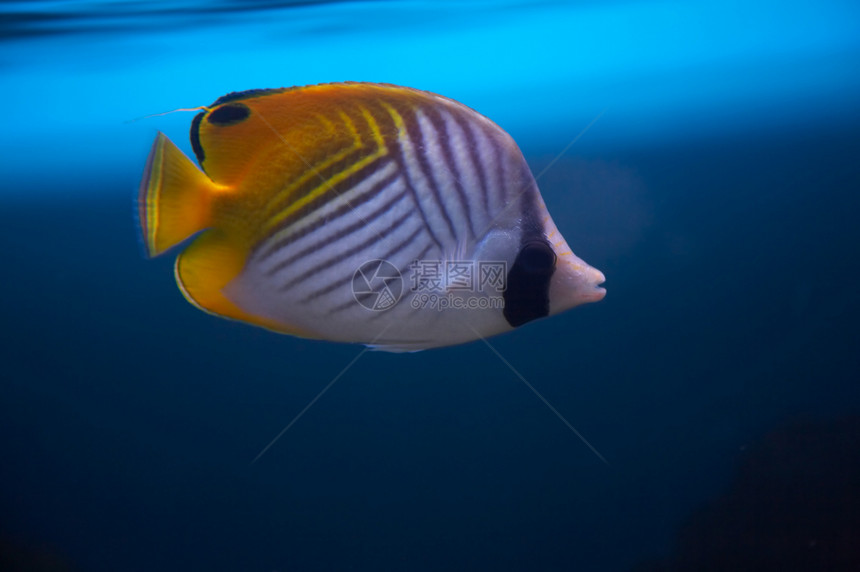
[138,83,605,351]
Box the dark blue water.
[2,2,860,571]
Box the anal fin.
[174,230,305,336]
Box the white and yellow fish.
[138,82,605,351]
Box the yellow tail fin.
[138,132,219,257]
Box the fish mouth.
[550,260,607,311]
[588,286,607,302]
[586,269,607,302]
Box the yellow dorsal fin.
[188,83,436,188]
[174,229,308,336]
[138,132,221,257]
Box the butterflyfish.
[138,82,605,351]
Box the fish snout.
[584,268,607,302]
[548,256,606,314]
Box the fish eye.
[207,103,251,126]
[518,240,556,273]
[502,239,556,327]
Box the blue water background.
[2,1,860,570]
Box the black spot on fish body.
[503,239,556,327]
[208,103,250,126]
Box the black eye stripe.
[519,240,556,273]
[503,239,556,327]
